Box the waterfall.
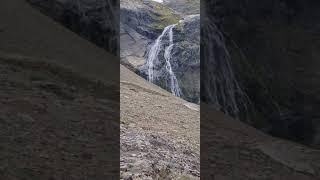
[164,25,181,97]
[201,18,251,120]
[145,24,181,97]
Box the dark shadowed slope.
[0,0,118,86]
[0,0,119,179]
[0,53,119,179]
[202,104,320,179]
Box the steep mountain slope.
[0,0,119,179]
[205,0,320,148]
[0,52,119,179]
[0,0,118,85]
[1,0,319,180]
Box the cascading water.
[145,24,182,97]
[201,18,251,120]
[164,25,181,97]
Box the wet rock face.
[27,0,119,55]
[119,0,181,71]
[120,0,177,69]
[204,0,320,147]
[136,15,200,103]
[171,15,200,103]
[120,0,200,103]
[201,18,253,121]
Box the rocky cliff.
[120,0,180,69]
[120,0,200,103]
[203,0,320,148]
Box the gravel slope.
[121,65,200,179]
[0,55,119,179]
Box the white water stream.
[145,24,181,97]
[202,18,251,119]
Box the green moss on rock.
[146,1,180,30]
